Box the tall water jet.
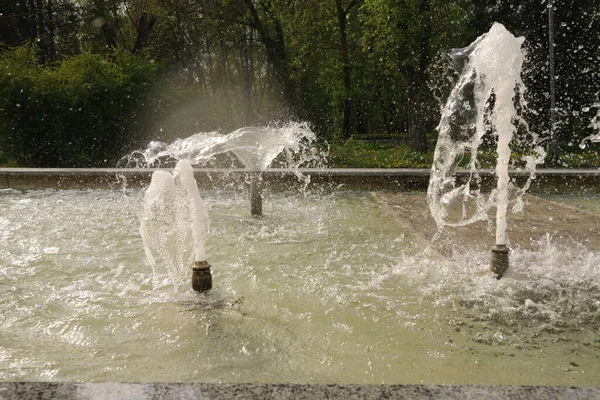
[428,23,546,279]
[174,160,211,291]
[140,170,180,286]
[140,160,211,291]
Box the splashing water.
[579,102,600,149]
[428,23,546,246]
[140,122,321,172]
[140,160,209,288]
[135,122,322,283]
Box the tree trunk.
[240,28,254,124]
[403,0,432,152]
[242,0,298,117]
[132,13,157,54]
[34,0,46,63]
[335,0,355,140]
[45,0,57,62]
[405,79,429,152]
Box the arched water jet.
[139,122,319,217]
[428,23,546,279]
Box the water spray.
[428,23,545,279]
[174,160,212,292]
[140,160,212,292]
[139,123,319,217]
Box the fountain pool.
[1,187,599,386]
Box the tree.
[466,0,600,157]
[0,0,37,50]
[0,47,164,167]
[362,0,469,151]
[0,0,81,63]
[335,0,361,139]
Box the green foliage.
[327,138,600,169]
[0,0,598,167]
[0,46,163,167]
[328,139,434,168]
[550,150,600,169]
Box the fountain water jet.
[175,160,211,291]
[428,23,546,279]
[140,159,211,291]
[139,122,319,217]
[136,123,320,289]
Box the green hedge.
[327,139,600,169]
[0,46,163,167]
[327,139,434,168]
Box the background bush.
[0,46,163,167]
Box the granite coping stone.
[1,382,599,400]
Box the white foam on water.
[1,189,600,384]
[389,234,600,344]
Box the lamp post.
[548,0,558,160]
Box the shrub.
[0,46,163,167]
[327,139,433,168]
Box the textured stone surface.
[1,383,599,400]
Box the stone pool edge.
[1,382,599,400]
[1,167,600,193]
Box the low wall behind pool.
[1,168,600,193]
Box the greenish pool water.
[542,194,600,215]
[0,189,599,385]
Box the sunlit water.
[0,189,599,385]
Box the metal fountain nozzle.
[192,260,212,292]
[490,244,509,279]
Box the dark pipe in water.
[490,244,510,279]
[250,172,263,217]
[192,261,212,291]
